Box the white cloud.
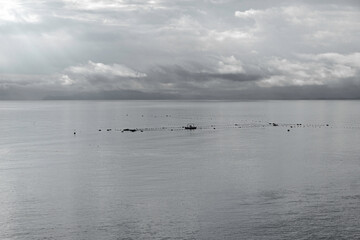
[164,15,203,33]
[259,52,360,87]
[52,61,148,92]
[217,56,245,74]
[298,53,360,68]
[66,61,147,78]
[208,29,254,42]
[234,5,360,49]
[63,0,167,11]
[234,9,261,19]
[60,74,75,86]
[0,1,40,23]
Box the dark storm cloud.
[0,0,359,99]
[207,73,264,82]
[152,65,266,83]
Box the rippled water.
[0,100,360,239]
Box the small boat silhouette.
[184,124,197,130]
[122,128,138,132]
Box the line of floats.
[74,122,333,135]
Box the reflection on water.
[0,100,360,239]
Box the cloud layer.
[0,0,359,99]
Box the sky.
[0,0,359,100]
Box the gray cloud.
[0,0,359,99]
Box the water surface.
[0,100,360,239]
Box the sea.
[0,100,359,239]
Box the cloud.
[65,61,147,78]
[256,52,360,90]
[234,9,260,19]
[0,0,359,100]
[0,61,148,99]
[208,29,254,42]
[298,53,360,68]
[58,61,147,92]
[217,56,245,74]
[63,0,167,11]
[0,1,41,23]
[234,4,360,52]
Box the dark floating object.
[184,123,197,130]
[272,123,279,126]
[287,129,290,132]
[73,131,76,135]
[326,124,329,126]
[107,129,112,131]
[98,129,102,131]
[122,128,138,132]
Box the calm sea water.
[0,100,360,239]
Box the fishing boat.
[184,123,197,130]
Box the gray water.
[0,100,360,239]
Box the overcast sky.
[1,0,359,100]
